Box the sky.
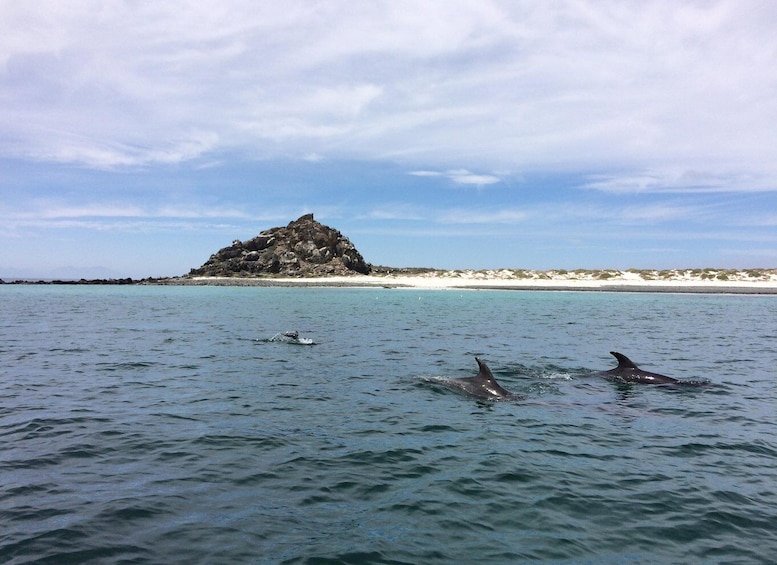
[2,0,777,279]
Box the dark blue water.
[2,285,776,564]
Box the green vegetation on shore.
[382,267,777,282]
[2,268,776,285]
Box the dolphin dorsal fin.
[475,357,497,383]
[470,357,513,398]
[610,351,638,369]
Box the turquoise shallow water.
[1,285,777,564]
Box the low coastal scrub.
[376,268,777,283]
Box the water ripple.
[2,286,777,564]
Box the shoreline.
[5,269,777,294]
[159,273,777,294]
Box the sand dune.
[184,268,777,293]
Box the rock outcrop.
[188,214,371,277]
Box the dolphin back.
[610,351,639,369]
[475,357,496,382]
[473,357,514,397]
[583,351,707,386]
[608,351,684,384]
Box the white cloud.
[362,204,426,221]
[583,168,777,194]
[0,200,256,229]
[437,208,527,224]
[409,169,501,186]
[445,170,501,186]
[0,0,776,188]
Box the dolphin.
[587,351,686,385]
[265,331,315,345]
[431,357,521,400]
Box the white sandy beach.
[184,269,777,293]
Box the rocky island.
[4,213,776,293]
[175,214,777,293]
[188,213,371,277]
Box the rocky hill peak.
[188,214,371,277]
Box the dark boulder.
[188,214,371,277]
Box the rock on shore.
[188,214,371,277]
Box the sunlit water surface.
[2,285,776,564]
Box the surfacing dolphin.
[265,331,315,345]
[431,357,522,400]
[587,351,706,385]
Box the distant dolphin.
[586,351,705,385]
[265,331,315,345]
[431,357,522,400]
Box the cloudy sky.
[2,1,776,278]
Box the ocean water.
[1,285,776,564]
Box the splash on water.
[263,331,316,345]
